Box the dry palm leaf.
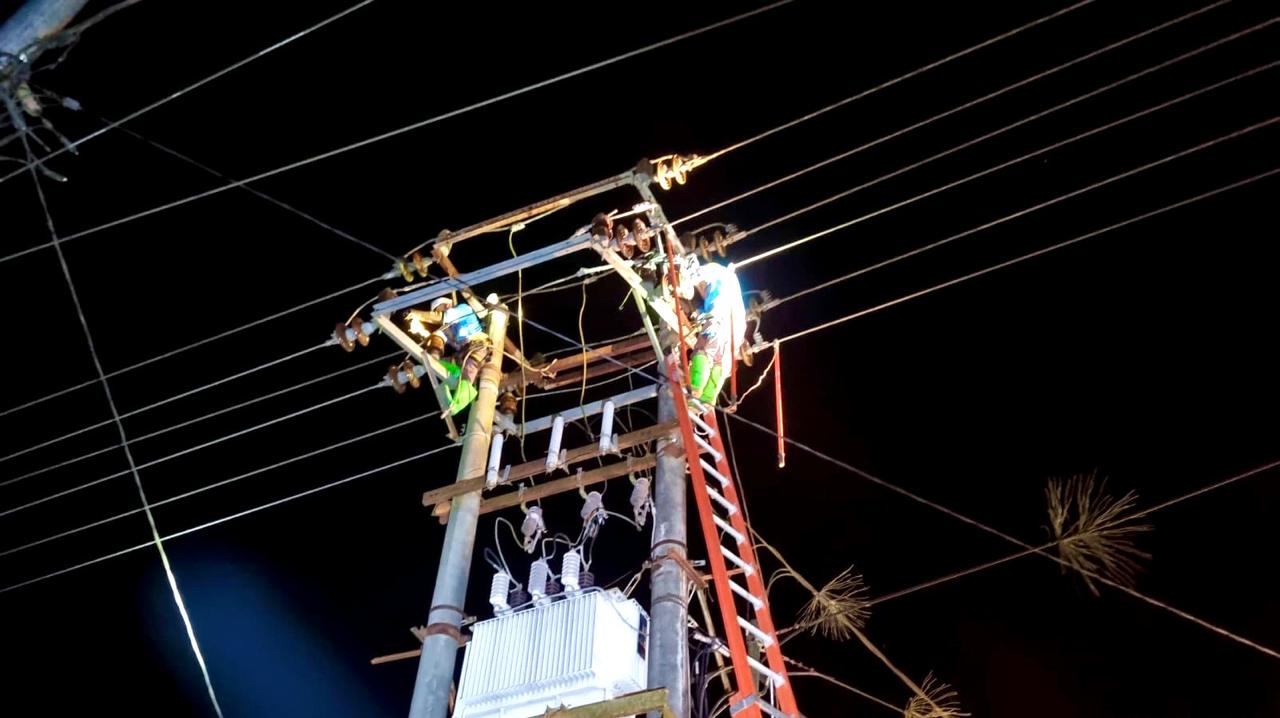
[1047,471,1151,595]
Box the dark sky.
[1,1,1278,716]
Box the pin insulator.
[388,365,407,393]
[498,391,519,416]
[352,321,370,347]
[401,360,421,390]
[335,322,355,352]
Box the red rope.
[773,340,786,468]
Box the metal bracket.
[373,315,459,441]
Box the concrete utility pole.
[409,300,510,718]
[636,182,691,718]
[0,0,87,59]
[648,386,690,718]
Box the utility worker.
[410,295,491,416]
[684,260,747,406]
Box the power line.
[0,350,397,489]
[868,457,1280,605]
[747,102,1280,309]
[723,410,1280,660]
[100,113,397,261]
[0,0,383,186]
[0,273,382,418]
[17,121,225,717]
[732,26,1280,268]
[693,0,1098,167]
[771,165,1280,346]
[0,340,331,468]
[5,358,686,560]
[0,411,434,560]
[0,1,798,262]
[0,1,1119,419]
[674,0,1232,227]
[0,442,459,595]
[0,384,382,518]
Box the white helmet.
[430,296,453,311]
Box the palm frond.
[1046,471,1151,595]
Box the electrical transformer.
[454,588,649,717]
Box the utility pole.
[638,180,691,718]
[649,386,690,718]
[409,298,509,718]
[0,0,87,58]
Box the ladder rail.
[669,365,763,718]
[704,410,800,716]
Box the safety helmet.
[430,296,453,311]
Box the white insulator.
[521,506,545,552]
[489,571,511,615]
[561,550,582,594]
[581,489,605,538]
[580,490,604,522]
[529,559,550,606]
[598,401,617,454]
[485,432,505,489]
[629,477,651,526]
[545,416,565,473]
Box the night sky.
[2,1,1278,716]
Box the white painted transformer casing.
[454,588,649,717]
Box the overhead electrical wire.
[0,0,815,419]
[0,350,398,488]
[822,459,1280,608]
[731,23,1280,268]
[725,409,1280,660]
[0,384,383,518]
[0,442,460,595]
[674,0,1235,227]
[95,112,397,261]
[0,0,799,263]
[0,411,436,560]
[769,165,1280,347]
[691,0,1098,167]
[18,119,225,717]
[0,274,381,418]
[2,2,1259,622]
[7,164,1272,615]
[741,101,1280,308]
[0,0,1111,418]
[0,340,333,467]
[0,0,384,186]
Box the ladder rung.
[745,654,786,688]
[705,486,738,516]
[700,459,729,486]
[756,698,792,718]
[691,432,723,463]
[720,546,755,577]
[712,514,745,545]
[731,694,791,718]
[711,646,785,689]
[729,579,764,610]
[688,409,716,437]
[737,617,775,648]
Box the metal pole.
[0,0,88,58]
[408,300,510,718]
[648,385,690,718]
[633,177,691,718]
